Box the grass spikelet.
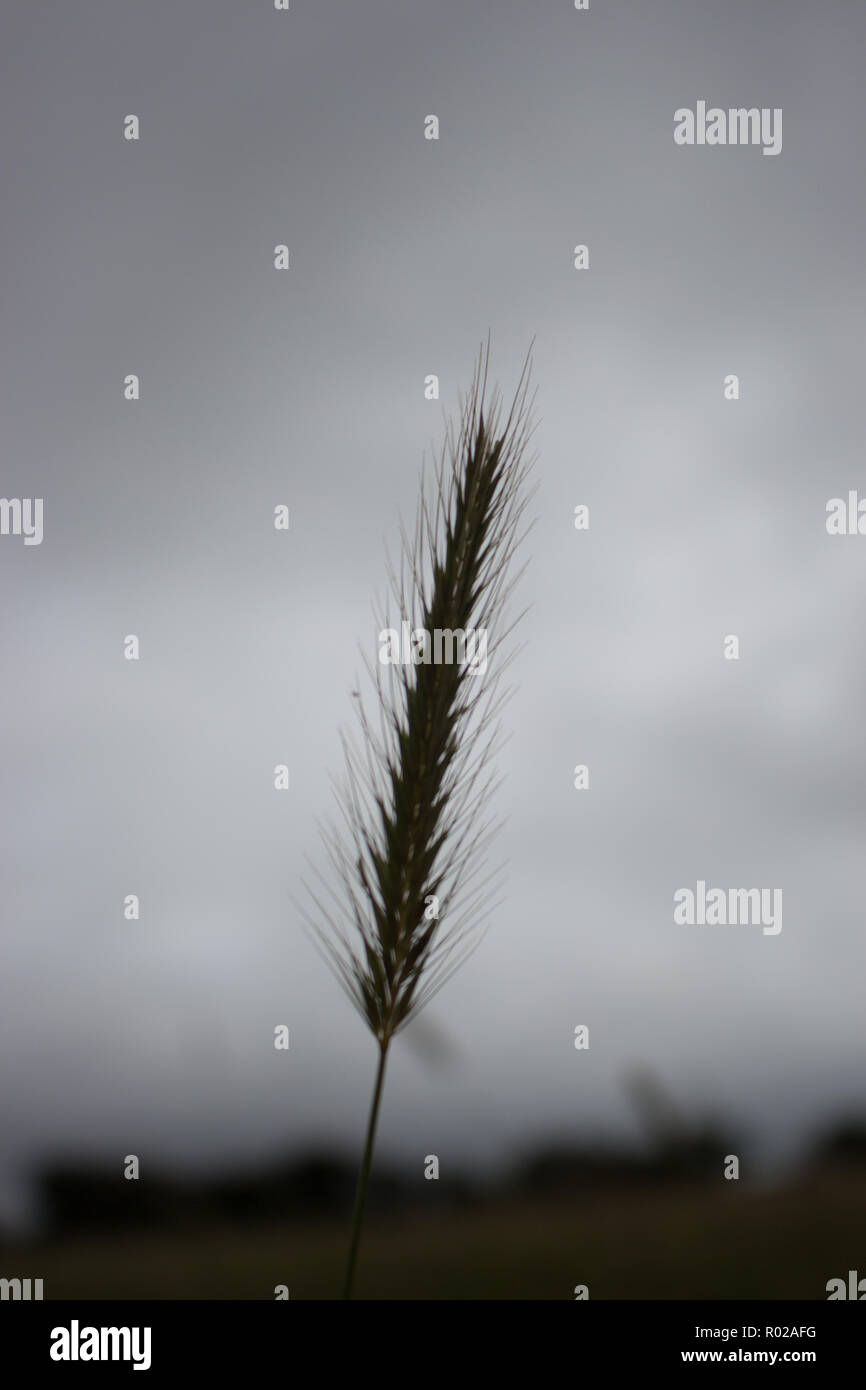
[300,340,537,1298]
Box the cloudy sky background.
[2,1,865,1225]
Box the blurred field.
[9,1167,865,1299]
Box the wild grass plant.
[301,343,537,1298]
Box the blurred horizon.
[5,1100,866,1297]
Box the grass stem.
[341,1040,389,1300]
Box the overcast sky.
[2,1,865,1227]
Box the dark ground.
[6,1164,864,1299]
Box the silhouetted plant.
[301,342,537,1298]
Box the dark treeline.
[4,1114,865,1246]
